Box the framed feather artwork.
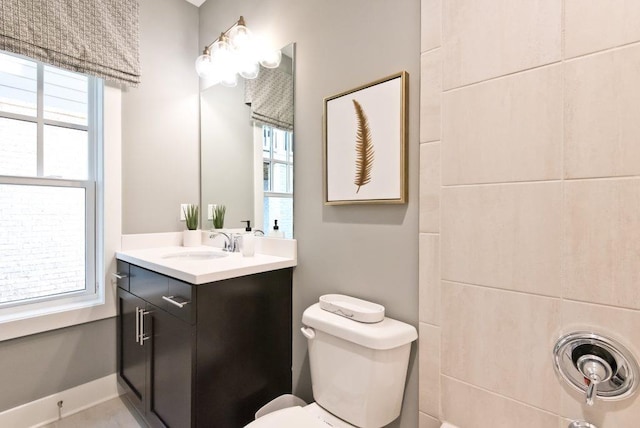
[323,71,408,205]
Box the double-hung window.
[0,50,103,320]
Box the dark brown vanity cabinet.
[116,262,293,428]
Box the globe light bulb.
[234,41,260,80]
[219,58,237,87]
[220,72,238,87]
[210,38,237,87]
[260,49,282,69]
[238,60,259,79]
[228,25,253,50]
[211,38,232,62]
[195,54,214,78]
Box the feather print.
[352,99,374,193]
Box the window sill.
[0,286,116,341]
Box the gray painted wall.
[199,2,420,427]
[122,0,200,233]
[200,83,254,229]
[0,318,116,412]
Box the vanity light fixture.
[195,16,282,87]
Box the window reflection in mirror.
[261,125,293,238]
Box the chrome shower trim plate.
[553,331,640,402]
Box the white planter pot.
[183,230,201,247]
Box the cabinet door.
[117,288,147,415]
[146,304,194,428]
[195,269,293,427]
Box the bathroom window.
[0,51,103,316]
[262,125,293,238]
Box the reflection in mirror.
[200,44,294,238]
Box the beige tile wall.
[419,0,442,424]
[419,0,640,427]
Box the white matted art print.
[323,71,408,205]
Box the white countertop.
[116,238,297,284]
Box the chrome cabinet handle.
[112,272,128,280]
[135,306,140,343]
[139,309,151,345]
[162,295,190,308]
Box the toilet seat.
[244,406,328,428]
[245,403,357,428]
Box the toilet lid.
[244,406,329,428]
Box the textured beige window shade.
[0,0,140,86]
[245,66,293,130]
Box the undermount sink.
[162,251,228,261]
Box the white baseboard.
[0,374,120,428]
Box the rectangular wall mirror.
[200,43,294,238]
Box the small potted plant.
[212,204,226,230]
[183,204,200,247]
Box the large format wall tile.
[441,182,562,296]
[562,300,640,365]
[441,281,562,413]
[419,143,440,233]
[565,0,640,59]
[560,300,640,427]
[564,179,640,310]
[565,45,640,179]
[421,0,640,426]
[419,233,440,325]
[442,0,561,89]
[420,49,442,143]
[421,0,441,52]
[419,323,440,418]
[442,65,562,185]
[441,376,563,428]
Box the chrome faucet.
[209,232,240,252]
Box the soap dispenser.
[269,219,284,238]
[241,220,255,257]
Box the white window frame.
[262,124,293,198]
[0,52,105,325]
[253,124,294,231]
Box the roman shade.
[245,66,293,130]
[0,0,140,86]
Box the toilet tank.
[302,303,417,428]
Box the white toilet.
[246,295,418,428]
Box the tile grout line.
[442,38,640,95]
[441,278,562,301]
[560,0,567,333]
[440,278,640,312]
[442,61,562,94]
[440,374,563,420]
[438,0,444,420]
[441,175,640,189]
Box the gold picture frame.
[323,71,408,205]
